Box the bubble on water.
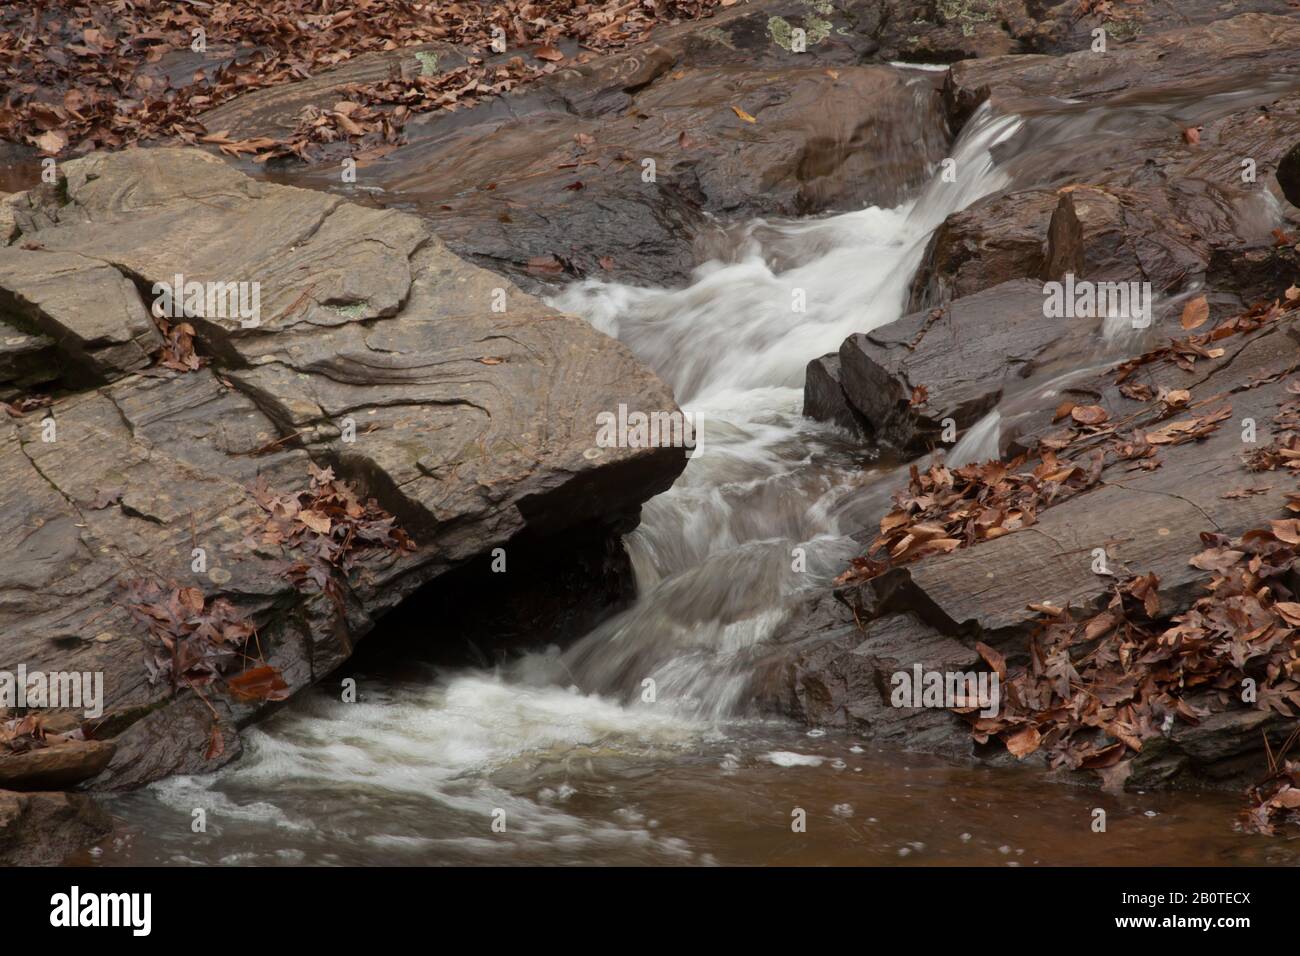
[832,803,854,817]
[763,751,825,767]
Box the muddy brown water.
[9,70,1300,866]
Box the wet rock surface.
[0,148,687,789]
[781,312,1300,788]
[793,13,1300,790]
[834,279,1088,452]
[0,789,112,866]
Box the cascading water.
[91,97,1299,867]
[525,107,1024,717]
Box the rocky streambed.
[3,0,1300,864]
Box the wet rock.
[1032,0,1300,56]
[802,353,869,438]
[0,148,688,789]
[0,741,115,790]
[911,18,1300,312]
[946,13,1300,126]
[268,63,948,289]
[830,280,1091,452]
[908,190,1055,310]
[1208,242,1300,308]
[751,587,983,758]
[0,789,111,866]
[1127,707,1295,790]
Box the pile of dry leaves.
[123,577,290,757]
[959,514,1300,832]
[123,579,286,701]
[833,448,1106,586]
[1,1,721,161]
[250,461,415,603]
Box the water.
[81,95,1300,865]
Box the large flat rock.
[0,148,688,789]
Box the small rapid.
[91,85,1300,866]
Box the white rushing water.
[126,106,1027,861]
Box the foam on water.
[125,106,1024,860]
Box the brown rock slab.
[0,148,689,789]
[831,279,1094,451]
[0,740,115,790]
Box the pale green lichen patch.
[768,14,831,50]
[415,51,439,76]
[1106,18,1144,42]
[937,0,994,37]
[326,302,368,319]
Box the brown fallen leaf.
[1004,726,1041,758]
[1182,126,1202,145]
[1071,404,1109,426]
[1181,294,1210,330]
[297,510,332,535]
[1274,602,1300,626]
[534,45,565,62]
[205,722,225,761]
[730,105,757,124]
[976,641,1007,681]
[226,665,291,702]
[1220,486,1270,500]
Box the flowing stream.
[89,83,1300,866]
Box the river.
[79,79,1300,866]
